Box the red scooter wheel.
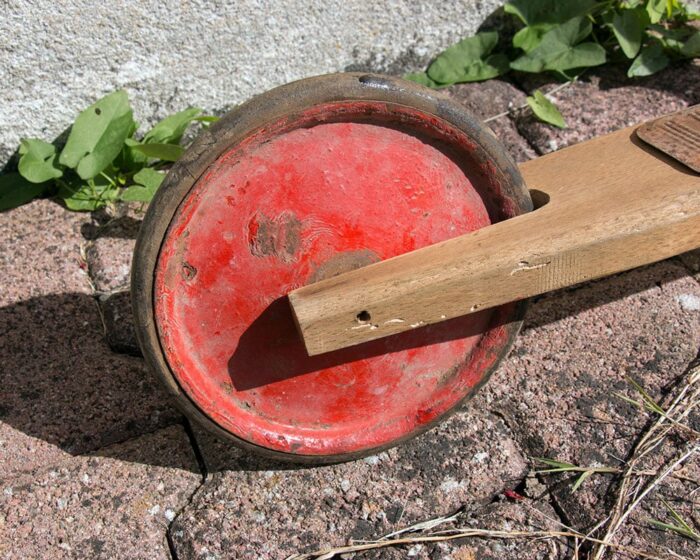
[132,73,532,463]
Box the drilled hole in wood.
[529,189,550,210]
[356,310,371,323]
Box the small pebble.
[676,294,700,311]
[407,544,424,556]
[440,478,461,493]
[473,451,489,463]
[363,455,380,465]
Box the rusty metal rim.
[131,72,532,464]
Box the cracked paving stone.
[0,425,201,560]
[445,79,537,163]
[483,260,700,546]
[99,291,140,356]
[0,200,180,478]
[170,407,529,560]
[452,498,566,560]
[84,206,142,294]
[83,206,145,353]
[513,61,700,155]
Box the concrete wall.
[1,0,502,168]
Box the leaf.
[649,24,693,53]
[513,26,552,53]
[571,470,593,491]
[115,138,148,172]
[646,0,666,23]
[131,143,184,162]
[18,139,63,183]
[527,90,567,128]
[681,31,700,57]
[649,500,700,541]
[534,457,578,472]
[427,32,509,84]
[504,0,596,26]
[193,115,221,123]
[404,72,442,88]
[144,107,202,144]
[613,9,646,58]
[120,168,164,202]
[511,18,606,74]
[627,376,666,414]
[649,519,700,540]
[58,91,134,180]
[627,42,669,76]
[58,177,118,212]
[0,173,50,211]
[120,187,156,202]
[505,0,597,52]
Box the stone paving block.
[0,200,180,479]
[82,206,145,353]
[484,260,700,536]
[0,292,181,479]
[445,79,537,163]
[169,259,700,560]
[99,291,140,356]
[84,209,142,294]
[0,425,201,560]
[86,237,135,293]
[512,61,700,155]
[450,499,566,560]
[0,199,90,306]
[172,406,529,560]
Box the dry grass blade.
[287,354,700,560]
[377,509,461,541]
[284,524,682,560]
[648,498,700,542]
[590,354,700,560]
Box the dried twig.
[590,357,700,560]
[288,356,700,560]
[284,522,684,560]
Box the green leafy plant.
[1,91,218,212]
[407,0,699,126]
[526,90,567,127]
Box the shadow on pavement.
[0,292,193,473]
[2,255,694,475]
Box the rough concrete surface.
[0,0,503,169]
[0,200,181,480]
[171,409,529,559]
[0,426,201,560]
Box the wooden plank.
[288,124,700,356]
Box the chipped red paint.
[504,489,525,501]
[154,101,518,456]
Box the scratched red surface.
[155,102,516,455]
